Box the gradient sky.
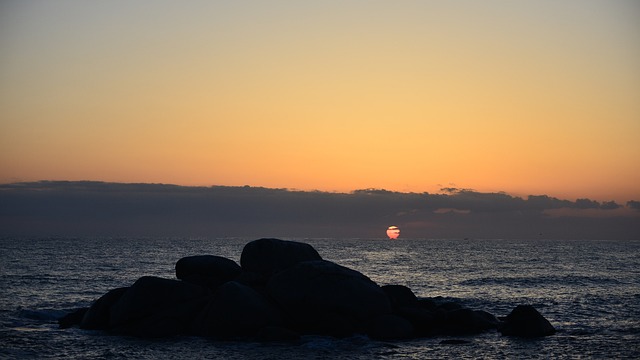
[1,1,639,202]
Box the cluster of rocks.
[59,238,556,341]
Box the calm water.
[1,237,639,359]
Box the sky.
[1,0,639,203]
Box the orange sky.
[1,1,639,202]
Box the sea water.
[1,237,639,359]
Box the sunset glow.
[1,1,639,202]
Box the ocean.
[1,237,639,359]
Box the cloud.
[575,198,601,209]
[627,200,640,211]
[1,181,638,240]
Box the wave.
[458,275,623,287]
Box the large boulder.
[499,305,556,337]
[382,284,419,310]
[191,281,282,338]
[175,255,241,289]
[80,287,129,330]
[240,238,322,277]
[109,276,209,332]
[267,260,391,334]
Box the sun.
[386,226,400,240]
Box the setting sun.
[387,226,400,240]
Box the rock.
[438,308,500,335]
[116,296,210,337]
[59,239,561,342]
[442,308,485,335]
[80,287,129,330]
[437,301,463,311]
[499,305,556,337]
[417,298,437,311]
[382,285,419,309]
[234,270,266,289]
[109,276,209,330]
[58,307,88,329]
[175,255,241,289]
[267,259,391,335]
[191,281,282,338]
[256,326,300,342]
[367,314,414,340]
[240,238,322,277]
[473,310,501,330]
[292,310,359,338]
[396,307,437,336]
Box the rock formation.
[59,238,556,341]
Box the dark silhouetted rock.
[367,314,414,340]
[382,284,419,309]
[256,326,301,342]
[240,238,322,277]
[473,310,500,330]
[191,281,282,338]
[442,308,485,334]
[234,270,267,289]
[437,308,500,335]
[268,260,391,329]
[57,239,559,342]
[109,276,208,330]
[499,305,556,337]
[437,301,463,311]
[417,298,437,311]
[58,307,88,329]
[396,307,437,336]
[290,310,359,338]
[176,255,241,289]
[115,296,210,337]
[80,287,129,330]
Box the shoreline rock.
[59,238,556,341]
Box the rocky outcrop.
[59,238,556,342]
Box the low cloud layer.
[1,181,638,240]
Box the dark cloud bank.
[1,181,638,240]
